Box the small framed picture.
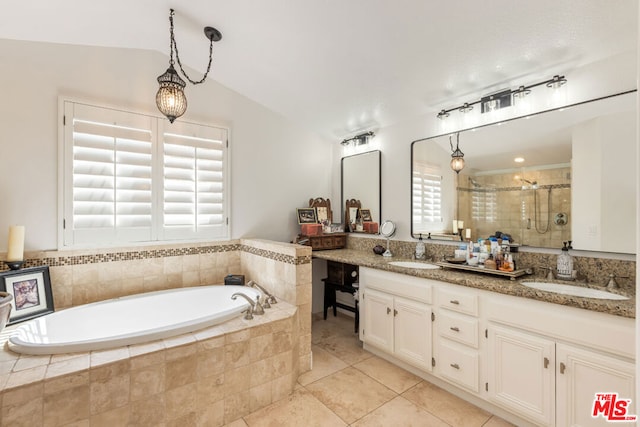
[0,266,54,324]
[297,207,318,224]
[360,209,373,222]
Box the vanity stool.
[322,261,359,333]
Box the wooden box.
[363,222,379,234]
[327,260,359,285]
[301,223,322,236]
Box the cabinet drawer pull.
[450,326,460,332]
[449,300,460,305]
[544,357,549,369]
[386,307,391,315]
[450,363,460,370]
[560,362,566,374]
[393,309,398,317]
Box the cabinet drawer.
[437,310,479,348]
[437,340,479,393]
[438,288,478,316]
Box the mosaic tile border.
[1,242,310,272]
[239,245,312,265]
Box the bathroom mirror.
[411,91,637,254]
[342,150,381,225]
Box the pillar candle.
[457,220,464,230]
[7,226,25,262]
[465,228,471,239]
[452,220,458,233]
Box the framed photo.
[0,266,54,324]
[297,207,318,224]
[360,209,373,222]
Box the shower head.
[521,179,538,189]
[468,177,482,188]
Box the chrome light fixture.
[156,9,222,123]
[436,74,567,120]
[449,133,465,174]
[341,131,375,147]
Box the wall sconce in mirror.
[341,131,375,147]
[156,9,223,123]
[436,75,567,120]
[449,133,465,173]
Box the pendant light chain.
[169,9,214,86]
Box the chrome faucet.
[249,280,278,305]
[605,273,628,291]
[538,266,555,280]
[231,292,256,320]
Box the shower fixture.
[468,177,482,188]
[521,179,538,189]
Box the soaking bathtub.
[7,285,260,355]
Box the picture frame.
[0,266,54,324]
[297,207,318,224]
[360,209,373,222]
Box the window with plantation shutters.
[160,121,227,240]
[412,163,443,231]
[61,101,229,247]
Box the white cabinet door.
[488,325,555,426]
[556,343,635,427]
[394,296,432,372]
[362,288,394,353]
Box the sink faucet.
[538,266,555,280]
[231,292,257,319]
[249,280,278,305]
[605,273,628,291]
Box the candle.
[465,228,471,239]
[452,220,458,234]
[7,226,25,261]
[457,220,464,229]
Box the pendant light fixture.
[156,9,222,123]
[449,133,465,173]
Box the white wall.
[332,52,638,243]
[0,39,331,251]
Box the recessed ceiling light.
[514,157,525,163]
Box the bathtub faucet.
[248,281,278,306]
[231,292,257,320]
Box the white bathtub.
[7,285,260,355]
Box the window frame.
[58,98,231,249]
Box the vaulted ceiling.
[2,1,637,138]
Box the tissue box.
[301,223,323,236]
[363,222,379,234]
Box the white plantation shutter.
[412,163,442,229]
[62,101,229,247]
[160,121,227,240]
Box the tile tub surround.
[319,237,635,318]
[0,302,298,426]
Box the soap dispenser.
[556,241,573,279]
[415,234,426,260]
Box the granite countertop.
[313,249,635,319]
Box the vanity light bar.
[340,131,375,146]
[436,75,567,119]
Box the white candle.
[452,220,458,233]
[7,226,25,261]
[465,228,471,239]
[458,220,464,230]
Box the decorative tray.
[436,262,533,280]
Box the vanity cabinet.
[360,268,433,372]
[356,266,635,427]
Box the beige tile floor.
[226,312,515,427]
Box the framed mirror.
[341,150,381,225]
[411,91,637,254]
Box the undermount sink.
[388,261,441,270]
[520,281,629,300]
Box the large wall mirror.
[411,91,637,254]
[342,150,381,225]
